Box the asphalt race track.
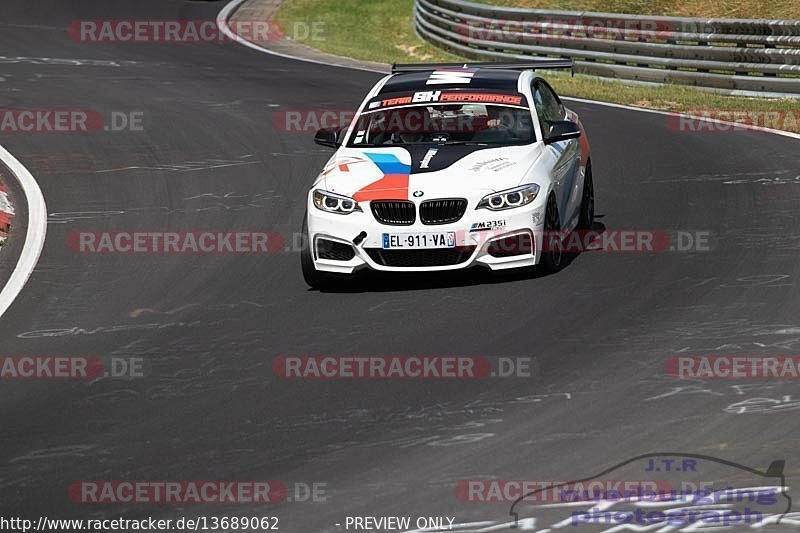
[1,0,800,531]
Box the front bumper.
[306,193,547,274]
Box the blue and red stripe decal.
[352,153,411,202]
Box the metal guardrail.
[414,0,800,94]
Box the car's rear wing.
[391,60,574,75]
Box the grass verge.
[274,0,800,133]
[475,0,800,19]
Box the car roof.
[378,68,525,95]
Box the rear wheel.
[578,161,595,230]
[301,214,347,290]
[539,196,564,274]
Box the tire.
[539,195,564,274]
[301,214,347,290]
[578,161,595,230]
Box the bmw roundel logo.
[413,191,424,198]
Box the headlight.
[476,184,540,211]
[313,190,361,214]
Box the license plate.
[382,232,456,249]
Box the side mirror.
[314,127,342,148]
[545,120,581,144]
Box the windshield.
[347,94,535,147]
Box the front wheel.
[578,161,595,230]
[538,196,564,274]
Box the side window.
[532,81,565,139]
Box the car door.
[532,80,582,230]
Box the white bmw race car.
[302,61,594,289]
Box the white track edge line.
[561,96,800,140]
[218,0,800,140]
[216,0,384,73]
[0,144,47,319]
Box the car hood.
[316,144,544,202]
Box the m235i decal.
[471,220,507,232]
